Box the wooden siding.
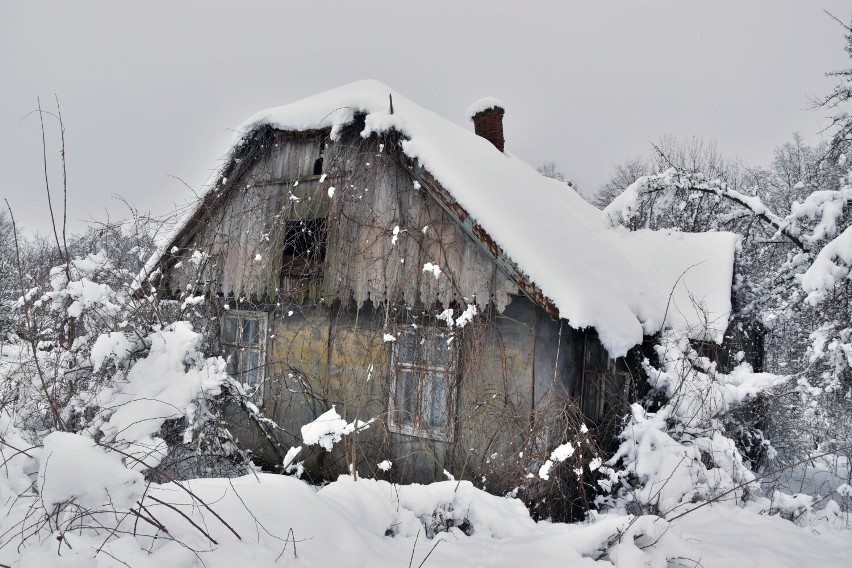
[155,125,641,490]
[253,295,585,487]
[164,128,517,312]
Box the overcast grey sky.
[1,0,850,236]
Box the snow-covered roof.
[159,80,737,356]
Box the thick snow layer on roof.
[617,229,736,344]
[466,97,505,117]
[204,81,736,355]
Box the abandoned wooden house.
[145,80,741,489]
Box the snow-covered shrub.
[509,399,611,523]
[602,332,787,516]
[598,86,852,516]
[0,230,264,561]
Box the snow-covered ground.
[2,252,850,567]
[6,470,851,568]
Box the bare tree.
[536,161,578,190]
[591,155,651,210]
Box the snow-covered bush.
[600,93,852,511]
[600,332,786,516]
[0,223,264,562]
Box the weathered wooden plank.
[165,131,520,313]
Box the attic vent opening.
[313,139,327,176]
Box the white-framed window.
[221,310,267,387]
[388,329,456,441]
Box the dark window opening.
[313,138,327,176]
[281,218,327,278]
[280,218,327,299]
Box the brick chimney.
[468,97,505,153]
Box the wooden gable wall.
[162,126,517,313]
